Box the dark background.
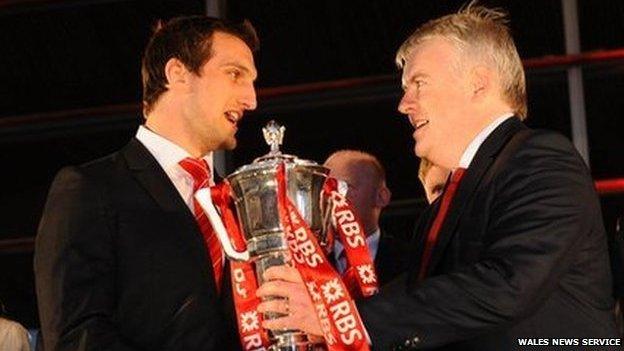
[0,0,623,329]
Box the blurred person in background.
[417,158,450,204]
[324,150,409,285]
[0,299,30,351]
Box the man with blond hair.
[257,4,619,350]
[324,150,408,285]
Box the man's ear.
[164,58,189,89]
[376,184,391,209]
[470,65,491,100]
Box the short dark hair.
[141,16,259,114]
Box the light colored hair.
[396,2,527,119]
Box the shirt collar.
[136,125,214,172]
[458,113,515,169]
[334,228,381,259]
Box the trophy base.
[247,234,327,351]
[268,333,326,351]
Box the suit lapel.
[425,118,526,276]
[374,232,391,283]
[408,200,438,283]
[121,138,215,289]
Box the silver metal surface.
[221,120,330,350]
[263,120,286,155]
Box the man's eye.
[228,70,241,79]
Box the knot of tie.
[210,181,232,206]
[179,157,211,191]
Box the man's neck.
[457,111,515,169]
[440,105,514,169]
[145,108,210,158]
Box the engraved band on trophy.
[196,120,331,351]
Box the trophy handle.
[195,188,250,262]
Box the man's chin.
[223,139,237,150]
[414,144,422,158]
[214,139,237,152]
[414,145,431,161]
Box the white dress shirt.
[458,112,515,169]
[136,126,225,265]
[135,125,214,212]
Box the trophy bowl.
[198,120,331,351]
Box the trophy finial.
[262,120,285,154]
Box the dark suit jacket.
[34,139,241,351]
[375,231,411,286]
[331,230,409,287]
[357,118,619,351]
[610,215,624,298]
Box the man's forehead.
[210,32,258,76]
[400,46,429,81]
[401,38,459,80]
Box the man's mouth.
[414,119,429,130]
[225,111,242,126]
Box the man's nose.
[398,92,412,115]
[240,84,257,110]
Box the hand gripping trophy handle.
[195,188,250,262]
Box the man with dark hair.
[35,16,258,350]
[141,16,258,115]
[257,4,619,350]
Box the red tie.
[418,168,466,281]
[179,157,223,292]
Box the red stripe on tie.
[179,157,223,293]
[418,168,466,281]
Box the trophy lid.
[228,120,326,179]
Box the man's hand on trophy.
[257,265,323,337]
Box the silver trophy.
[196,120,331,351]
